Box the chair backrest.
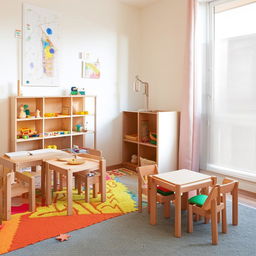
[220,178,238,194]
[202,185,220,211]
[137,164,158,186]
[85,148,102,157]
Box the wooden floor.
[236,190,256,208]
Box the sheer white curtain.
[201,0,256,182]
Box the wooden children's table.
[148,169,216,238]
[0,150,71,223]
[45,154,106,216]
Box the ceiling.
[119,0,159,8]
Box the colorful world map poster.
[23,3,59,86]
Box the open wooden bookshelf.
[122,111,179,173]
[11,95,96,152]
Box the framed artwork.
[81,53,101,79]
[22,3,60,87]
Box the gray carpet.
[4,174,256,256]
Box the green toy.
[24,104,30,116]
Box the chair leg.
[204,217,209,224]
[77,177,82,195]
[53,172,58,191]
[59,174,64,191]
[138,184,142,212]
[211,200,218,245]
[222,195,227,233]
[29,178,35,212]
[187,204,193,233]
[85,177,90,203]
[163,201,170,218]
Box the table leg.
[232,182,238,225]
[3,168,11,221]
[45,163,52,205]
[149,176,157,225]
[100,159,106,202]
[41,163,45,198]
[66,170,73,216]
[175,186,181,238]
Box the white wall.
[0,0,145,165]
[139,0,188,111]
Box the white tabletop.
[153,169,211,186]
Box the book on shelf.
[5,149,60,158]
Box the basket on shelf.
[124,134,138,141]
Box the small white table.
[148,169,216,237]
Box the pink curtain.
[178,0,201,171]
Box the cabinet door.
[157,112,179,173]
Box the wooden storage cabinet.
[122,111,179,173]
[11,96,96,152]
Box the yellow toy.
[46,145,57,149]
[44,113,58,117]
[76,111,88,115]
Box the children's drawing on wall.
[80,53,101,79]
[23,3,59,86]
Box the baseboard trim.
[239,188,256,199]
[107,164,123,171]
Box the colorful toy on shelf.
[75,124,83,132]
[17,128,39,139]
[71,87,78,95]
[20,128,32,135]
[149,132,157,145]
[131,154,138,164]
[23,104,30,116]
[44,113,58,117]
[44,131,71,137]
[46,145,57,149]
[79,88,86,95]
[76,111,88,115]
[36,109,41,118]
[18,105,26,119]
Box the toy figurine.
[24,104,30,116]
[131,154,138,164]
[18,105,26,119]
[71,87,78,95]
[79,88,86,95]
[36,109,41,118]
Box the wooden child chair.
[187,185,225,245]
[74,149,103,203]
[0,166,36,221]
[219,178,239,228]
[137,164,175,218]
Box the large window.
[201,0,256,181]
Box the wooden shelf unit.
[122,111,179,173]
[11,96,97,152]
